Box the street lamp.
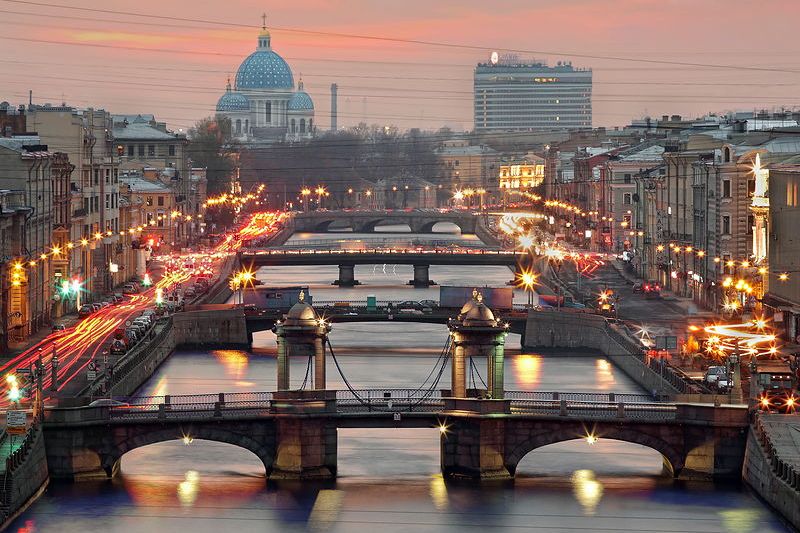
[516,269,538,308]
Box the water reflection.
[428,474,448,511]
[213,349,249,380]
[594,358,616,387]
[177,470,200,507]
[513,354,541,387]
[307,489,344,532]
[571,469,603,515]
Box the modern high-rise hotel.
[474,56,592,132]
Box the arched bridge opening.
[416,220,466,235]
[95,423,276,479]
[504,424,683,478]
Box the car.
[132,318,151,329]
[632,282,643,293]
[642,281,662,299]
[125,329,139,343]
[109,339,127,355]
[88,398,130,408]
[184,287,197,298]
[52,322,67,333]
[78,304,94,318]
[122,284,138,295]
[396,300,422,312]
[419,299,439,308]
[100,301,111,308]
[704,366,727,386]
[91,303,103,312]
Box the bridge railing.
[276,238,493,250]
[106,392,274,421]
[508,399,677,421]
[335,389,445,413]
[244,248,522,257]
[753,414,800,492]
[503,391,660,403]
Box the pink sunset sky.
[2,0,800,132]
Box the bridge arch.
[98,424,275,477]
[504,424,684,477]
[415,220,466,234]
[356,219,412,233]
[312,219,354,232]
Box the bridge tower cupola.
[448,292,508,399]
[273,291,331,391]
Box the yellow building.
[498,158,545,190]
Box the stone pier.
[335,264,358,286]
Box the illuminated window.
[788,179,799,207]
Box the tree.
[188,116,237,195]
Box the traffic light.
[142,273,152,287]
[6,375,20,402]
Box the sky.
[3,0,800,132]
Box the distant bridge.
[43,389,748,481]
[292,209,479,234]
[238,248,525,286]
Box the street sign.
[393,413,401,422]
[6,410,26,435]
[16,367,31,375]
[87,370,97,381]
[655,336,678,351]
[125,320,132,327]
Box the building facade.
[474,58,591,132]
[0,138,54,342]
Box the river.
[9,225,791,532]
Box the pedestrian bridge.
[292,210,479,234]
[43,389,748,482]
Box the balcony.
[72,208,87,218]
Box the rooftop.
[113,121,180,141]
[120,175,172,193]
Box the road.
[0,211,286,408]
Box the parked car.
[184,287,197,299]
[122,284,138,295]
[632,282,643,293]
[91,303,103,312]
[109,339,127,355]
[704,366,727,386]
[78,304,94,318]
[52,323,67,334]
[125,329,139,344]
[419,299,439,309]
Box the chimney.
[662,115,669,122]
[330,83,338,132]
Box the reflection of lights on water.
[514,354,541,387]
[571,469,603,515]
[719,509,760,532]
[307,489,344,532]
[429,473,449,511]
[177,470,199,507]
[585,434,598,445]
[182,435,193,445]
[594,359,615,387]
[213,350,249,379]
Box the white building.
[215,21,315,143]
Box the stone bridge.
[238,249,523,286]
[43,390,749,482]
[292,210,479,234]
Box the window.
[146,196,153,207]
[245,119,249,133]
[623,173,632,184]
[723,254,732,274]
[623,193,632,205]
[747,214,754,235]
[83,197,89,213]
[748,179,756,197]
[113,169,118,183]
[722,179,731,198]
[290,119,296,133]
[138,145,145,157]
[127,145,134,157]
[265,101,272,123]
[157,196,164,207]
[93,168,99,185]
[787,179,799,207]
[723,147,732,163]
[147,145,155,157]
[722,215,731,235]
[168,145,176,157]
[300,118,305,133]
[105,169,110,184]
[105,194,110,209]
[93,196,99,212]
[157,211,164,227]
[309,118,313,131]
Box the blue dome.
[288,89,314,111]
[235,50,294,90]
[216,90,250,112]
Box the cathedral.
[216,18,315,143]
